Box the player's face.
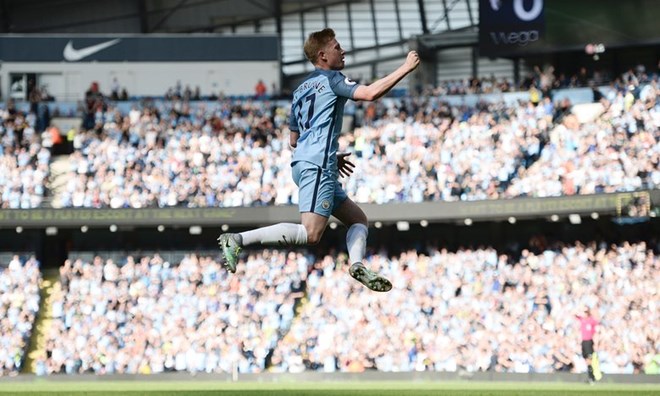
[322,38,345,70]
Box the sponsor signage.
[479,0,660,56]
[479,0,545,56]
[0,35,279,62]
[0,191,655,228]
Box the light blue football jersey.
[289,69,359,175]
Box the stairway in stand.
[45,155,74,208]
[22,269,60,374]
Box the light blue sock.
[346,223,368,264]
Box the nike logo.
[63,39,121,61]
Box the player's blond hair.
[303,28,335,65]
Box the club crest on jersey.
[344,77,357,86]
[321,200,331,210]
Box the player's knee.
[357,211,368,225]
[344,215,368,228]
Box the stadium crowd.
[270,240,659,375]
[59,101,295,208]
[1,64,657,209]
[31,239,659,376]
[0,255,41,376]
[504,87,659,197]
[35,250,308,375]
[56,77,658,208]
[409,64,650,97]
[0,103,50,209]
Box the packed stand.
[36,250,308,375]
[55,66,659,208]
[342,97,553,202]
[506,81,660,197]
[423,65,624,97]
[0,255,41,376]
[59,100,295,208]
[26,238,660,375]
[0,103,50,209]
[271,240,659,374]
[58,97,554,207]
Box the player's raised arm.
[352,51,420,102]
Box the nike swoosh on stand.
[62,39,121,61]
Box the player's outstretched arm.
[352,51,420,102]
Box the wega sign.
[479,0,545,56]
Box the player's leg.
[217,161,330,272]
[218,221,309,272]
[331,196,368,263]
[586,356,595,383]
[332,197,392,292]
[581,340,595,383]
[301,212,329,245]
[294,161,335,244]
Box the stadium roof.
[0,0,478,82]
[0,0,364,33]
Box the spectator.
[25,239,660,376]
[0,255,41,376]
[3,65,658,210]
[0,106,50,208]
[110,78,120,101]
[41,250,310,375]
[254,80,267,99]
[270,240,658,375]
[576,306,599,383]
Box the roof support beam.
[369,0,379,49]
[275,0,284,94]
[322,5,328,27]
[299,11,305,50]
[441,0,451,30]
[417,0,429,34]
[346,1,356,51]
[151,0,189,32]
[393,0,404,42]
[465,0,474,26]
[1,0,11,32]
[138,0,148,33]
[245,0,270,12]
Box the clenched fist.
[405,51,420,72]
